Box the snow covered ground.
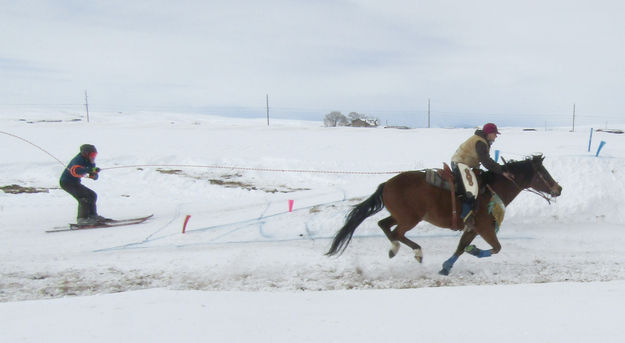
[1,109,624,342]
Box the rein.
[501,157,553,204]
[523,186,553,204]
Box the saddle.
[425,163,461,230]
[425,163,486,230]
[425,164,454,192]
[426,164,486,194]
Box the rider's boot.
[461,195,476,231]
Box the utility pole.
[571,103,576,132]
[427,98,431,128]
[84,90,90,123]
[266,94,269,126]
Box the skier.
[59,144,109,225]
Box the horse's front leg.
[439,230,477,275]
[465,224,501,258]
[464,245,492,258]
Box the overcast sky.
[2,0,624,126]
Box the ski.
[46,215,153,233]
[70,214,154,229]
[85,214,154,225]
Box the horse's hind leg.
[392,224,423,263]
[378,217,423,262]
[378,216,400,258]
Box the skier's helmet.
[80,144,97,158]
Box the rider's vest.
[451,135,489,169]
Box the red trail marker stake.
[182,215,191,234]
[288,200,294,212]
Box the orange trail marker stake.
[182,215,191,234]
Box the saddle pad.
[425,169,452,191]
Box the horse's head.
[487,155,561,205]
[501,155,562,202]
[527,154,562,198]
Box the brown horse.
[326,154,562,275]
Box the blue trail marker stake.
[588,128,593,152]
[494,149,500,162]
[595,140,606,157]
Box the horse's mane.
[483,154,543,182]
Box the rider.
[59,144,109,225]
[451,123,513,230]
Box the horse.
[326,154,562,275]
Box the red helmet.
[483,123,500,135]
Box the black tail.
[326,183,386,256]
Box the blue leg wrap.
[439,254,459,275]
[465,245,492,258]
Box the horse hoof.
[388,241,399,259]
[414,249,423,263]
[440,259,455,275]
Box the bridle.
[501,157,556,204]
[526,164,556,204]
